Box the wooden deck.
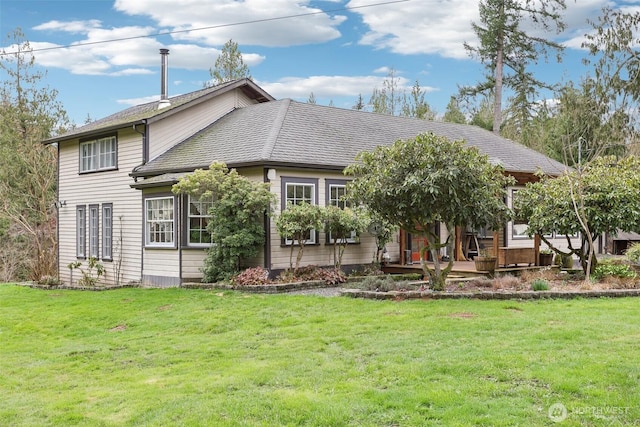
[382,261,552,278]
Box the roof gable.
[43,78,273,145]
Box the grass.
[1,284,638,426]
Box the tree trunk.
[493,3,505,135]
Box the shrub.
[531,278,549,291]
[359,275,397,292]
[232,267,271,286]
[625,242,640,264]
[592,262,637,280]
[349,263,384,277]
[277,265,346,286]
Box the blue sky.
[0,0,634,125]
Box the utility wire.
[1,0,411,56]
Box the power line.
[1,0,411,56]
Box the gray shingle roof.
[133,99,567,178]
[43,79,273,144]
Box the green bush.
[531,278,549,291]
[625,242,640,264]
[592,263,637,280]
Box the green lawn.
[0,285,638,426]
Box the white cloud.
[258,74,436,100]
[33,19,102,33]
[113,0,346,47]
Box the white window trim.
[282,178,318,245]
[76,205,86,258]
[327,182,357,244]
[102,204,113,260]
[89,204,99,258]
[187,195,213,247]
[80,136,117,173]
[145,196,175,248]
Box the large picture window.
[76,205,86,258]
[188,196,213,246]
[80,135,117,172]
[102,204,113,260]
[145,197,175,247]
[281,177,318,245]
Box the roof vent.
[158,48,171,109]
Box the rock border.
[340,288,640,300]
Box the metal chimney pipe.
[158,48,170,109]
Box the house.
[44,52,577,287]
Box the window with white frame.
[80,135,117,172]
[145,197,175,247]
[282,177,318,245]
[102,204,113,260]
[89,204,99,258]
[76,205,86,258]
[327,180,357,243]
[188,196,213,246]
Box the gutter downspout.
[132,122,148,284]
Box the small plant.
[67,257,106,287]
[531,278,549,291]
[540,248,553,254]
[232,267,271,286]
[625,242,640,264]
[359,275,397,292]
[277,265,346,285]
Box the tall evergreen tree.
[0,29,70,281]
[442,96,467,124]
[462,0,567,134]
[207,39,251,87]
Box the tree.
[582,7,640,152]
[207,39,251,87]
[352,94,365,111]
[369,68,403,115]
[0,29,70,281]
[172,162,275,282]
[463,0,567,134]
[275,202,323,274]
[401,80,437,120]
[323,206,367,270]
[307,92,316,104]
[514,156,640,278]
[442,96,467,124]
[345,132,513,290]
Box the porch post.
[455,226,465,261]
[534,233,541,265]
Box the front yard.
[1,284,638,426]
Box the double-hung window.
[326,180,357,243]
[188,196,214,246]
[282,177,318,245]
[89,204,99,258]
[76,206,86,258]
[145,196,175,247]
[80,135,117,172]
[102,204,113,260]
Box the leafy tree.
[207,39,251,87]
[463,0,567,134]
[468,96,494,131]
[172,162,275,282]
[345,132,513,290]
[442,96,467,124]
[275,202,323,273]
[0,29,70,281]
[365,214,397,265]
[323,206,368,270]
[401,80,436,120]
[582,7,640,152]
[369,68,403,115]
[514,156,640,277]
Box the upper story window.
[80,135,117,173]
[188,196,214,246]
